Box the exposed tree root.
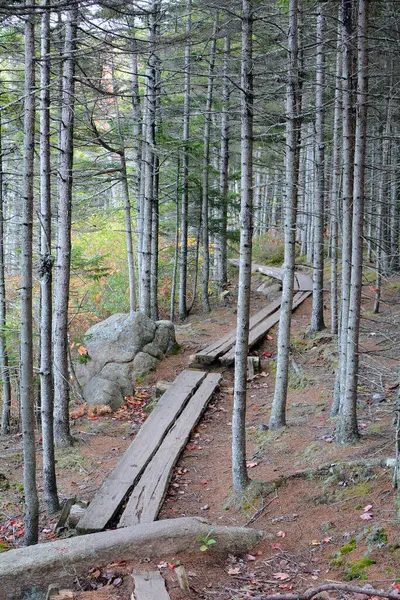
[249,583,400,600]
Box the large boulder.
[75,312,177,410]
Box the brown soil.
[1,273,399,600]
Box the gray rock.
[75,312,176,410]
[132,352,159,379]
[83,377,124,410]
[99,362,133,397]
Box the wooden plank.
[118,373,222,527]
[220,292,311,365]
[132,570,171,600]
[193,295,282,365]
[229,258,313,292]
[76,369,207,534]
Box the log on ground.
[0,517,263,599]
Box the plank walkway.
[77,369,209,534]
[118,372,222,527]
[219,291,310,366]
[229,259,313,292]
[132,571,171,600]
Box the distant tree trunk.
[53,6,79,448]
[331,0,355,417]
[120,151,136,313]
[201,16,218,314]
[139,1,158,317]
[0,115,11,435]
[179,0,191,320]
[311,3,326,332]
[330,14,342,336]
[130,32,142,278]
[269,0,300,430]
[214,35,230,296]
[337,0,368,444]
[390,136,399,272]
[39,0,59,513]
[232,0,253,493]
[21,3,39,545]
[151,153,159,321]
[170,160,180,321]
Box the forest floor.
[0,270,400,600]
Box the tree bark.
[0,114,11,436]
[21,2,39,545]
[310,3,326,332]
[331,0,355,416]
[53,6,79,447]
[232,0,253,492]
[39,0,59,513]
[269,0,300,430]
[201,15,218,314]
[179,0,191,320]
[337,0,368,444]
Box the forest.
[0,0,399,598]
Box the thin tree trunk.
[178,0,191,320]
[330,14,342,336]
[170,160,180,322]
[130,32,142,280]
[39,0,59,513]
[337,0,368,444]
[53,6,79,447]
[21,3,39,544]
[139,1,158,317]
[332,0,355,417]
[0,114,11,436]
[120,152,137,313]
[151,153,159,321]
[311,3,326,332]
[215,35,230,296]
[232,0,253,492]
[201,16,218,314]
[390,135,399,272]
[269,0,300,430]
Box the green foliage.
[343,558,376,581]
[253,234,285,266]
[197,531,216,552]
[335,538,357,557]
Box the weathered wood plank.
[229,259,313,292]
[220,292,311,365]
[192,295,282,365]
[77,369,207,534]
[132,571,171,600]
[118,373,222,527]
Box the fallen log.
[0,517,263,599]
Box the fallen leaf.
[273,573,290,581]
[363,504,373,512]
[271,543,282,550]
[360,512,373,520]
[263,351,272,358]
[246,461,258,468]
[200,504,209,511]
[200,479,208,485]
[246,554,256,561]
[77,345,88,356]
[228,567,241,575]
[311,540,320,546]
[277,530,286,538]
[323,537,332,543]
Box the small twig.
[245,490,279,526]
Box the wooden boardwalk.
[77,370,221,534]
[132,571,171,600]
[229,259,313,292]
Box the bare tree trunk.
[170,160,180,322]
[121,152,137,313]
[330,14,342,336]
[54,6,79,447]
[232,0,253,493]
[311,3,326,332]
[0,114,11,435]
[201,16,218,314]
[130,33,142,279]
[332,0,355,417]
[151,153,159,321]
[390,135,399,272]
[337,0,368,444]
[215,35,230,296]
[140,1,158,317]
[39,0,59,513]
[179,0,191,320]
[21,3,39,545]
[269,0,300,430]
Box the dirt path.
[0,275,399,599]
